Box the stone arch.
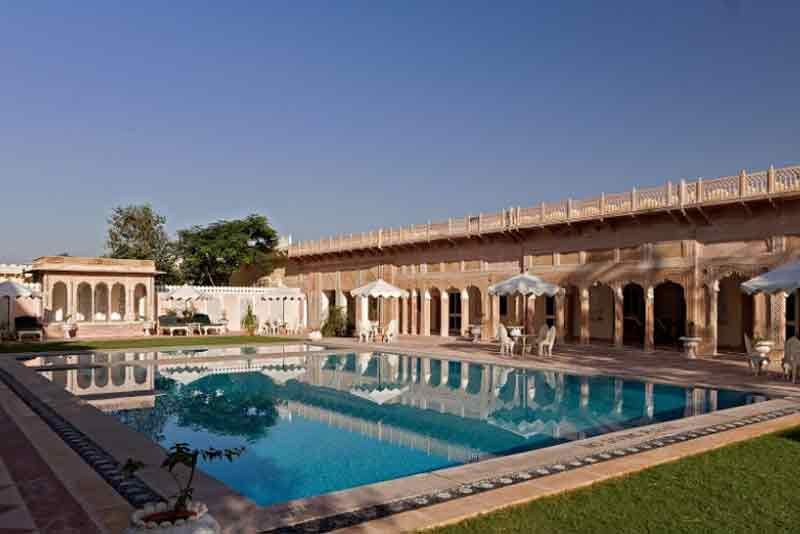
[589,283,615,343]
[94,283,109,321]
[110,283,126,321]
[717,274,754,352]
[465,285,483,329]
[623,282,646,346]
[654,281,686,348]
[77,283,92,321]
[51,281,68,322]
[134,284,148,320]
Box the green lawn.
[0,335,298,354]
[431,427,800,534]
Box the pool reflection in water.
[37,351,766,507]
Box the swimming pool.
[36,350,766,507]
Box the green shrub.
[321,306,350,337]
[241,304,258,335]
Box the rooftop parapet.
[30,256,158,274]
[288,164,800,258]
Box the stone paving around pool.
[1,337,800,533]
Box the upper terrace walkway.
[289,164,800,257]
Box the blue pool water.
[37,351,766,507]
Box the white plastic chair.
[358,323,372,343]
[783,337,800,383]
[499,325,514,356]
[538,326,556,357]
[385,320,398,344]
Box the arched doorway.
[94,283,109,321]
[429,288,442,335]
[654,281,686,348]
[589,284,615,343]
[111,283,126,321]
[447,288,462,336]
[787,291,797,340]
[52,282,68,322]
[77,283,92,321]
[717,275,754,352]
[466,286,483,332]
[133,284,148,320]
[623,283,646,347]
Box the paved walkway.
[0,386,104,534]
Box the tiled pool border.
[3,347,800,533]
[258,404,800,533]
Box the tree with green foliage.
[105,203,180,283]
[176,214,278,286]
[321,306,352,337]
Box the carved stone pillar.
[421,290,431,336]
[645,286,655,352]
[555,288,566,343]
[753,293,767,339]
[440,291,449,337]
[490,294,500,340]
[771,292,787,358]
[613,285,624,347]
[460,289,470,337]
[579,288,590,344]
[707,281,719,356]
[400,296,408,334]
[525,294,536,334]
[410,290,418,336]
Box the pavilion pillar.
[707,281,719,356]
[421,290,431,336]
[440,291,449,337]
[555,288,566,343]
[391,297,399,331]
[355,295,369,332]
[400,296,408,335]
[645,286,655,352]
[410,291,418,335]
[579,288,590,344]
[460,289,470,337]
[525,294,536,334]
[490,293,500,340]
[613,285,624,347]
[753,293,768,339]
[770,292,787,359]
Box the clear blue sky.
[1,1,798,263]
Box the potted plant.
[241,304,258,336]
[122,443,244,534]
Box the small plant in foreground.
[122,443,244,521]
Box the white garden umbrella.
[0,281,41,333]
[741,260,800,295]
[488,273,560,332]
[351,279,408,328]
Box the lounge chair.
[192,314,224,335]
[530,325,548,354]
[538,326,556,356]
[15,316,44,342]
[783,337,800,383]
[499,325,514,356]
[158,315,190,336]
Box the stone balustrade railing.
[289,164,800,257]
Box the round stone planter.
[679,336,702,359]
[124,502,220,534]
[61,323,76,340]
